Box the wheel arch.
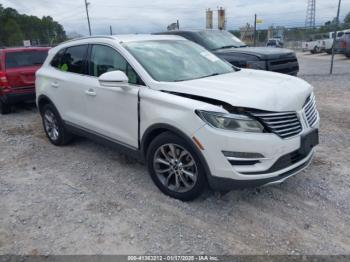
[37,95,55,114]
[141,123,212,180]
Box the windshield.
[5,50,48,69]
[124,40,234,82]
[197,30,247,50]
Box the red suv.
[0,47,49,114]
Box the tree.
[3,19,24,46]
[344,12,350,24]
[0,4,66,47]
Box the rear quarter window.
[61,45,88,74]
[5,50,48,69]
[50,49,66,69]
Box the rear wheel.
[0,100,11,115]
[346,52,350,58]
[146,132,207,201]
[41,103,73,146]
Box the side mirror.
[98,70,129,88]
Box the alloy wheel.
[44,109,59,141]
[153,143,198,193]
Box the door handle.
[85,89,96,96]
[51,82,59,88]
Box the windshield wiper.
[173,73,220,82]
[212,45,237,51]
[197,73,220,79]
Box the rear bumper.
[0,92,35,104]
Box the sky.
[1,0,349,36]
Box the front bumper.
[266,58,299,76]
[207,149,314,191]
[193,123,319,191]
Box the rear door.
[48,45,90,127]
[5,49,48,93]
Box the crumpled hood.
[153,69,313,112]
[214,47,296,60]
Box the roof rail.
[62,35,116,44]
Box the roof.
[113,34,185,42]
[155,29,221,34]
[63,34,186,45]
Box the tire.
[326,49,332,55]
[41,103,73,146]
[346,52,350,58]
[314,46,320,53]
[0,100,11,115]
[146,132,207,201]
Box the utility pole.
[330,0,342,74]
[176,19,180,30]
[84,0,92,36]
[254,14,257,46]
[110,25,113,35]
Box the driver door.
[83,44,144,148]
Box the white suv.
[36,35,319,201]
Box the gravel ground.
[297,52,350,76]
[0,54,350,255]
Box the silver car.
[340,32,350,58]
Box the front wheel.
[146,132,207,201]
[41,103,73,146]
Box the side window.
[51,49,65,69]
[90,45,144,85]
[62,45,88,74]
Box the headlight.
[196,111,264,133]
[246,60,267,70]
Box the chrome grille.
[303,94,318,127]
[252,112,302,139]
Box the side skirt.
[64,121,144,162]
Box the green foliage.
[0,4,66,47]
[344,12,350,25]
[3,19,24,46]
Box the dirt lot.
[0,53,349,255]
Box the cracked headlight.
[196,111,264,133]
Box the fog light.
[222,151,266,166]
[222,151,265,159]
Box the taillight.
[340,41,347,49]
[0,71,10,92]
